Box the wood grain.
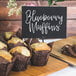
[67,7,76,19]
[0,21,21,32]
[0,1,76,20]
[67,20,76,37]
[51,36,76,66]
[0,20,75,36]
[9,57,68,76]
[0,1,38,20]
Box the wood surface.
[0,1,76,20]
[0,21,21,32]
[0,20,75,36]
[0,1,38,20]
[51,36,76,66]
[0,1,76,36]
[9,57,68,76]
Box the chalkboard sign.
[22,6,67,38]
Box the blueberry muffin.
[0,50,14,76]
[7,37,27,49]
[30,42,51,66]
[4,32,15,41]
[0,41,7,51]
[10,46,31,71]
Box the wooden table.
[10,57,68,76]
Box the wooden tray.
[10,57,68,76]
[51,36,76,66]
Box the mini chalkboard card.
[22,6,67,38]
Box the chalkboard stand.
[29,38,32,44]
[42,39,44,42]
[41,36,45,42]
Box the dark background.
[22,6,66,38]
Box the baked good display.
[1,33,76,75]
[30,42,51,66]
[10,46,31,71]
[0,41,7,51]
[7,37,27,49]
[61,44,76,57]
[0,50,14,76]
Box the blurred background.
[0,0,76,37]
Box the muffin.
[0,50,14,76]
[0,41,7,51]
[9,46,31,71]
[4,30,22,41]
[4,32,15,41]
[7,37,27,49]
[61,44,76,57]
[30,42,51,66]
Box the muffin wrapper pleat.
[31,50,50,66]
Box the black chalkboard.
[22,6,67,38]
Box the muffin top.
[4,32,15,40]
[0,50,13,62]
[0,41,7,49]
[31,42,51,51]
[10,46,30,57]
[8,37,27,45]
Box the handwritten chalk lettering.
[22,6,66,38]
[25,10,63,25]
[25,10,63,34]
[29,22,60,34]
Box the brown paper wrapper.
[0,57,14,76]
[8,42,27,50]
[12,52,30,72]
[31,50,50,66]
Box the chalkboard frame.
[22,6,67,39]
